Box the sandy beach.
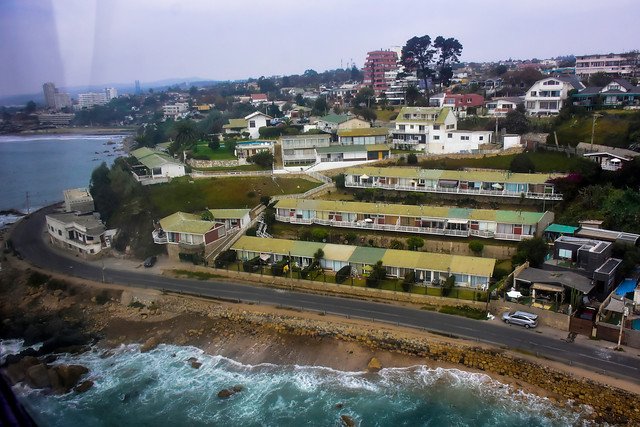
[1,258,639,425]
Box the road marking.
[577,353,640,370]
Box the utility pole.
[616,305,629,350]
[590,113,602,151]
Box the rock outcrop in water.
[217,385,244,399]
[4,356,89,394]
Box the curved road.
[11,207,640,383]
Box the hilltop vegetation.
[548,109,640,149]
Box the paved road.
[11,207,640,383]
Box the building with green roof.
[231,236,495,289]
[155,208,252,261]
[317,114,370,134]
[130,147,185,184]
[274,198,554,241]
[343,166,564,201]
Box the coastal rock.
[340,414,356,427]
[187,357,202,369]
[74,380,94,393]
[367,357,382,372]
[26,363,51,389]
[4,356,40,384]
[217,385,243,399]
[52,365,89,393]
[140,336,160,353]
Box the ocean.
[0,134,126,220]
[1,341,587,426]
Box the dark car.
[143,256,157,268]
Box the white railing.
[152,229,168,244]
[345,181,563,200]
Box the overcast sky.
[1,0,638,97]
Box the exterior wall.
[46,216,106,258]
[426,131,491,154]
[486,100,518,117]
[338,134,387,145]
[281,135,331,166]
[575,53,638,79]
[246,115,269,139]
[159,163,186,178]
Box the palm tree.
[170,120,199,155]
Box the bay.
[0,134,127,213]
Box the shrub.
[247,191,256,198]
[442,275,456,297]
[335,265,351,284]
[46,279,68,292]
[406,236,424,251]
[402,271,415,292]
[260,195,271,206]
[407,153,418,165]
[311,228,329,242]
[468,240,484,255]
[334,173,346,189]
[389,239,405,250]
[208,140,220,150]
[27,271,50,288]
[246,226,257,236]
[242,256,262,273]
[215,250,237,268]
[344,232,358,245]
[366,260,386,288]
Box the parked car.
[502,311,538,328]
[143,256,157,268]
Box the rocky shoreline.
[1,264,639,425]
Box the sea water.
[0,134,126,216]
[1,341,588,426]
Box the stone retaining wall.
[188,159,240,168]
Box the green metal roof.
[348,246,386,265]
[274,199,546,225]
[232,236,496,277]
[223,118,247,129]
[344,166,563,185]
[159,212,218,234]
[395,107,453,124]
[319,114,351,124]
[337,128,389,137]
[131,147,181,169]
[208,209,250,219]
[545,223,578,234]
[315,144,390,154]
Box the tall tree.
[169,120,199,155]
[433,36,463,89]
[401,35,436,103]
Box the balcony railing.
[275,215,531,241]
[152,229,168,244]
[345,181,563,200]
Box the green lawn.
[375,108,399,122]
[553,112,635,148]
[148,176,320,216]
[419,151,593,173]
[192,141,237,160]
[191,164,265,172]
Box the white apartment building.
[78,92,108,109]
[524,76,584,116]
[46,213,112,259]
[485,97,524,117]
[391,107,491,154]
[575,53,639,79]
[162,102,189,120]
[105,87,118,101]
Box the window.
[461,136,469,141]
[433,125,440,130]
[558,248,572,259]
[479,136,483,141]
[249,120,256,128]
[410,125,414,129]
[433,135,440,140]
[530,91,537,96]
[447,133,452,138]
[398,124,405,131]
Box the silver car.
[502,311,538,328]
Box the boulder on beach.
[367,357,382,372]
[52,365,89,393]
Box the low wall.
[188,159,241,168]
[171,264,488,310]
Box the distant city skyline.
[1,0,639,98]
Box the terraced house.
[343,167,564,200]
[274,199,554,241]
[232,236,496,289]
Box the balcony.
[345,181,563,200]
[152,229,168,244]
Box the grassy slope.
[192,141,237,160]
[147,176,320,216]
[553,111,635,148]
[419,151,590,173]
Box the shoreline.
[1,261,639,424]
[1,127,135,137]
